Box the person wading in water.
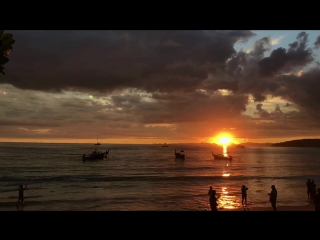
[208,186,219,211]
[241,185,249,206]
[17,184,27,210]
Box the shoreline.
[0,205,316,211]
[220,204,315,211]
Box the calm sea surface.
[0,143,320,211]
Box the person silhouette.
[208,186,214,199]
[208,186,214,210]
[16,184,27,210]
[268,185,277,211]
[314,188,320,211]
[208,187,219,211]
[241,185,249,206]
[306,179,311,199]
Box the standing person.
[208,186,219,211]
[241,185,249,206]
[211,190,220,211]
[306,179,311,199]
[208,186,215,211]
[208,186,214,200]
[17,184,27,210]
[268,185,277,211]
[314,188,320,211]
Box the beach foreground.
[220,205,314,211]
[0,204,316,211]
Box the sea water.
[0,143,319,211]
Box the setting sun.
[210,133,235,146]
[218,136,231,145]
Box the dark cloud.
[254,103,270,118]
[1,30,320,142]
[258,32,313,76]
[0,119,60,127]
[138,92,249,124]
[0,30,255,93]
[274,68,320,119]
[252,93,266,102]
[226,37,271,76]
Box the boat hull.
[211,152,232,160]
[82,149,109,161]
[174,149,185,159]
[82,153,106,161]
[175,153,185,159]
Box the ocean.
[0,142,319,211]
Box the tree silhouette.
[0,30,15,75]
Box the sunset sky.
[1,30,320,144]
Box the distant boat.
[175,149,185,159]
[211,151,232,160]
[162,143,169,147]
[94,136,101,145]
[83,149,110,161]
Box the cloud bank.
[1,30,320,142]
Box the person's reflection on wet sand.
[314,188,320,211]
[310,180,316,199]
[306,179,311,199]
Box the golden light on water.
[217,187,241,209]
[223,145,228,157]
[222,173,230,177]
[218,187,236,209]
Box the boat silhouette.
[211,151,232,160]
[175,149,185,159]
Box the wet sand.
[220,204,315,211]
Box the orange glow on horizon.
[5,135,316,145]
[210,133,237,146]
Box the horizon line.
[2,138,319,144]
[0,141,275,144]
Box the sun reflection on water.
[223,146,228,157]
[217,187,241,209]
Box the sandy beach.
[220,204,315,211]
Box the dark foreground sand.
[220,205,315,211]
